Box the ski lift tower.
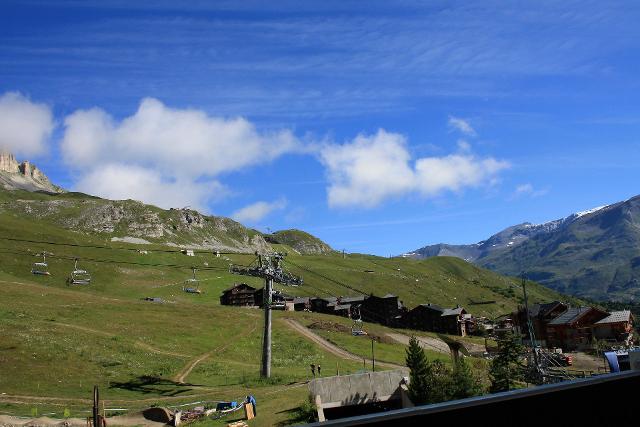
[229,252,303,378]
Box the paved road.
[282,318,406,370]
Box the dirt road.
[172,319,259,384]
[385,332,451,354]
[282,318,405,370]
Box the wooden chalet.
[360,294,405,327]
[546,306,609,350]
[310,296,366,317]
[402,303,468,336]
[219,283,261,307]
[593,310,635,345]
[514,301,568,346]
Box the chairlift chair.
[31,253,51,276]
[183,268,201,294]
[68,258,91,285]
[350,305,367,336]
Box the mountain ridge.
[405,195,640,302]
[0,152,64,194]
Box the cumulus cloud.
[448,116,476,136]
[74,164,226,211]
[61,97,300,210]
[320,129,509,208]
[0,92,54,157]
[320,130,415,208]
[231,198,287,223]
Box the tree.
[489,332,524,393]
[405,336,430,405]
[451,357,483,399]
[424,359,453,404]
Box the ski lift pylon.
[68,258,91,285]
[31,252,51,276]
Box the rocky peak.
[0,151,64,194]
[0,152,20,173]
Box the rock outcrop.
[0,152,64,193]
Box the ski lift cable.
[0,236,255,256]
[0,246,230,272]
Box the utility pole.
[92,386,99,427]
[262,277,273,377]
[522,273,541,377]
[230,252,302,378]
[371,338,376,372]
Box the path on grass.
[173,319,259,384]
[385,332,451,354]
[282,319,404,370]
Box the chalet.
[546,306,609,350]
[593,310,635,345]
[219,283,261,307]
[402,304,468,336]
[360,294,405,327]
[514,301,568,346]
[310,296,367,317]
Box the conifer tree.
[405,336,430,405]
[489,332,524,392]
[451,357,483,399]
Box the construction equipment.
[229,252,302,377]
[183,268,201,294]
[31,252,51,275]
[68,258,91,285]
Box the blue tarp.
[605,351,620,372]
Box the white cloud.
[74,163,226,211]
[513,183,548,198]
[61,97,300,210]
[320,130,415,208]
[320,129,509,208]
[0,92,54,157]
[231,198,287,223]
[448,116,476,136]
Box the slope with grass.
[0,186,579,425]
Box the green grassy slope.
[0,188,579,424]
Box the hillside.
[405,195,640,302]
[0,183,578,424]
[265,229,333,255]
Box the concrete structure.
[308,370,412,422]
[306,371,640,426]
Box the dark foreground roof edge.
[305,370,640,426]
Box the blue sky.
[1,0,640,255]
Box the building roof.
[528,301,564,318]
[417,303,444,312]
[595,310,632,324]
[222,283,257,293]
[548,307,592,325]
[442,307,465,317]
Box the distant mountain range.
[404,196,640,302]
